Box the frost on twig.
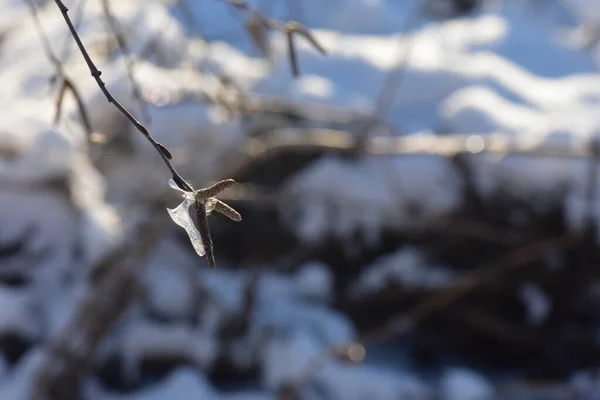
[168,178,241,267]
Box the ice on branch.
[167,178,241,267]
[167,179,206,257]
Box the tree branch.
[52,0,193,191]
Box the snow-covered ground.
[1,0,600,399]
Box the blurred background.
[1,0,600,399]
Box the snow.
[0,286,40,340]
[0,109,78,183]
[282,156,462,246]
[0,348,46,400]
[262,329,321,389]
[107,368,217,400]
[119,321,217,383]
[322,364,430,400]
[143,239,198,318]
[253,298,356,345]
[349,247,456,297]
[294,261,334,302]
[519,282,552,325]
[1,0,600,399]
[570,369,600,400]
[440,368,495,400]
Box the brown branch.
[52,0,192,191]
[286,29,299,77]
[26,0,93,138]
[53,77,93,135]
[58,0,87,63]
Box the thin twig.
[100,0,150,123]
[25,0,93,138]
[26,0,63,72]
[222,127,598,178]
[374,1,422,119]
[58,0,87,63]
[353,1,422,155]
[53,77,93,134]
[52,0,192,191]
[218,0,326,76]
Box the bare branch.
[26,0,93,138]
[58,0,87,63]
[286,30,298,77]
[52,0,192,191]
[53,77,93,135]
[240,128,597,158]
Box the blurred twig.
[53,77,93,133]
[374,0,423,121]
[350,0,422,157]
[222,127,597,178]
[58,0,87,62]
[25,0,93,137]
[52,0,191,191]
[100,0,150,123]
[244,128,596,158]
[53,0,241,265]
[218,0,326,76]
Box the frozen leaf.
[166,178,240,266]
[167,194,205,257]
